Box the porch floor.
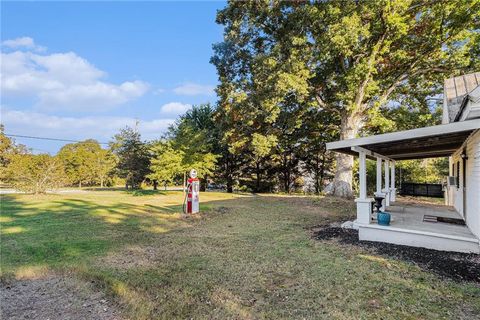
[383,201,477,240]
[359,199,479,253]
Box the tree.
[212,102,248,193]
[300,109,338,194]
[58,139,101,187]
[110,126,151,189]
[0,125,28,182]
[213,0,480,197]
[168,104,218,189]
[94,148,117,188]
[148,141,184,190]
[6,153,66,194]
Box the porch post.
[384,160,390,207]
[376,158,382,194]
[355,150,372,225]
[390,161,396,202]
[359,150,367,200]
[374,157,385,210]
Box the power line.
[5,133,109,145]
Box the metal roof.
[326,120,480,160]
[444,72,480,122]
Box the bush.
[5,154,66,194]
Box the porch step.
[359,224,480,254]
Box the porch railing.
[400,182,443,198]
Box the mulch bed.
[312,226,480,284]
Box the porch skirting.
[359,223,480,254]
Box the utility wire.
[5,133,109,145]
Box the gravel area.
[0,274,123,320]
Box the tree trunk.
[284,172,289,193]
[79,181,82,188]
[255,161,261,193]
[100,178,104,188]
[282,154,290,193]
[325,113,361,198]
[319,153,326,193]
[153,180,158,190]
[225,158,234,193]
[226,174,233,193]
[200,175,207,192]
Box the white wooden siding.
[448,130,480,238]
[448,152,463,215]
[465,130,480,238]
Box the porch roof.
[326,119,480,160]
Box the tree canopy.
[58,139,115,188]
[110,127,151,189]
[212,0,480,197]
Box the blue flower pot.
[377,211,391,226]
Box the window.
[456,161,460,188]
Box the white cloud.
[2,37,46,52]
[1,108,175,144]
[160,102,191,114]
[1,39,149,111]
[173,82,215,96]
[154,88,165,95]
[38,80,149,111]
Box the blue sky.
[1,1,226,153]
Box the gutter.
[454,94,470,122]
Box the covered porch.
[326,120,480,253]
[362,200,479,253]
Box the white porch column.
[355,150,372,225]
[374,157,385,211]
[383,160,390,207]
[376,158,382,194]
[390,161,396,202]
[359,150,367,200]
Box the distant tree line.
[1,96,449,196]
[0,126,118,194]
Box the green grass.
[1,190,479,319]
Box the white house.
[326,72,480,253]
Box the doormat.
[423,215,466,225]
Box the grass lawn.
[1,190,479,319]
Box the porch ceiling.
[326,119,480,160]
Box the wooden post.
[355,150,372,225]
[390,161,396,202]
[384,160,390,207]
[359,150,367,200]
[376,158,382,194]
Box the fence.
[399,182,444,198]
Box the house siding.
[466,130,480,239]
[448,130,480,238]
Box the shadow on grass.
[0,193,352,275]
[0,195,187,276]
[83,187,170,196]
[128,189,168,196]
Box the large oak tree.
[213,0,479,197]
